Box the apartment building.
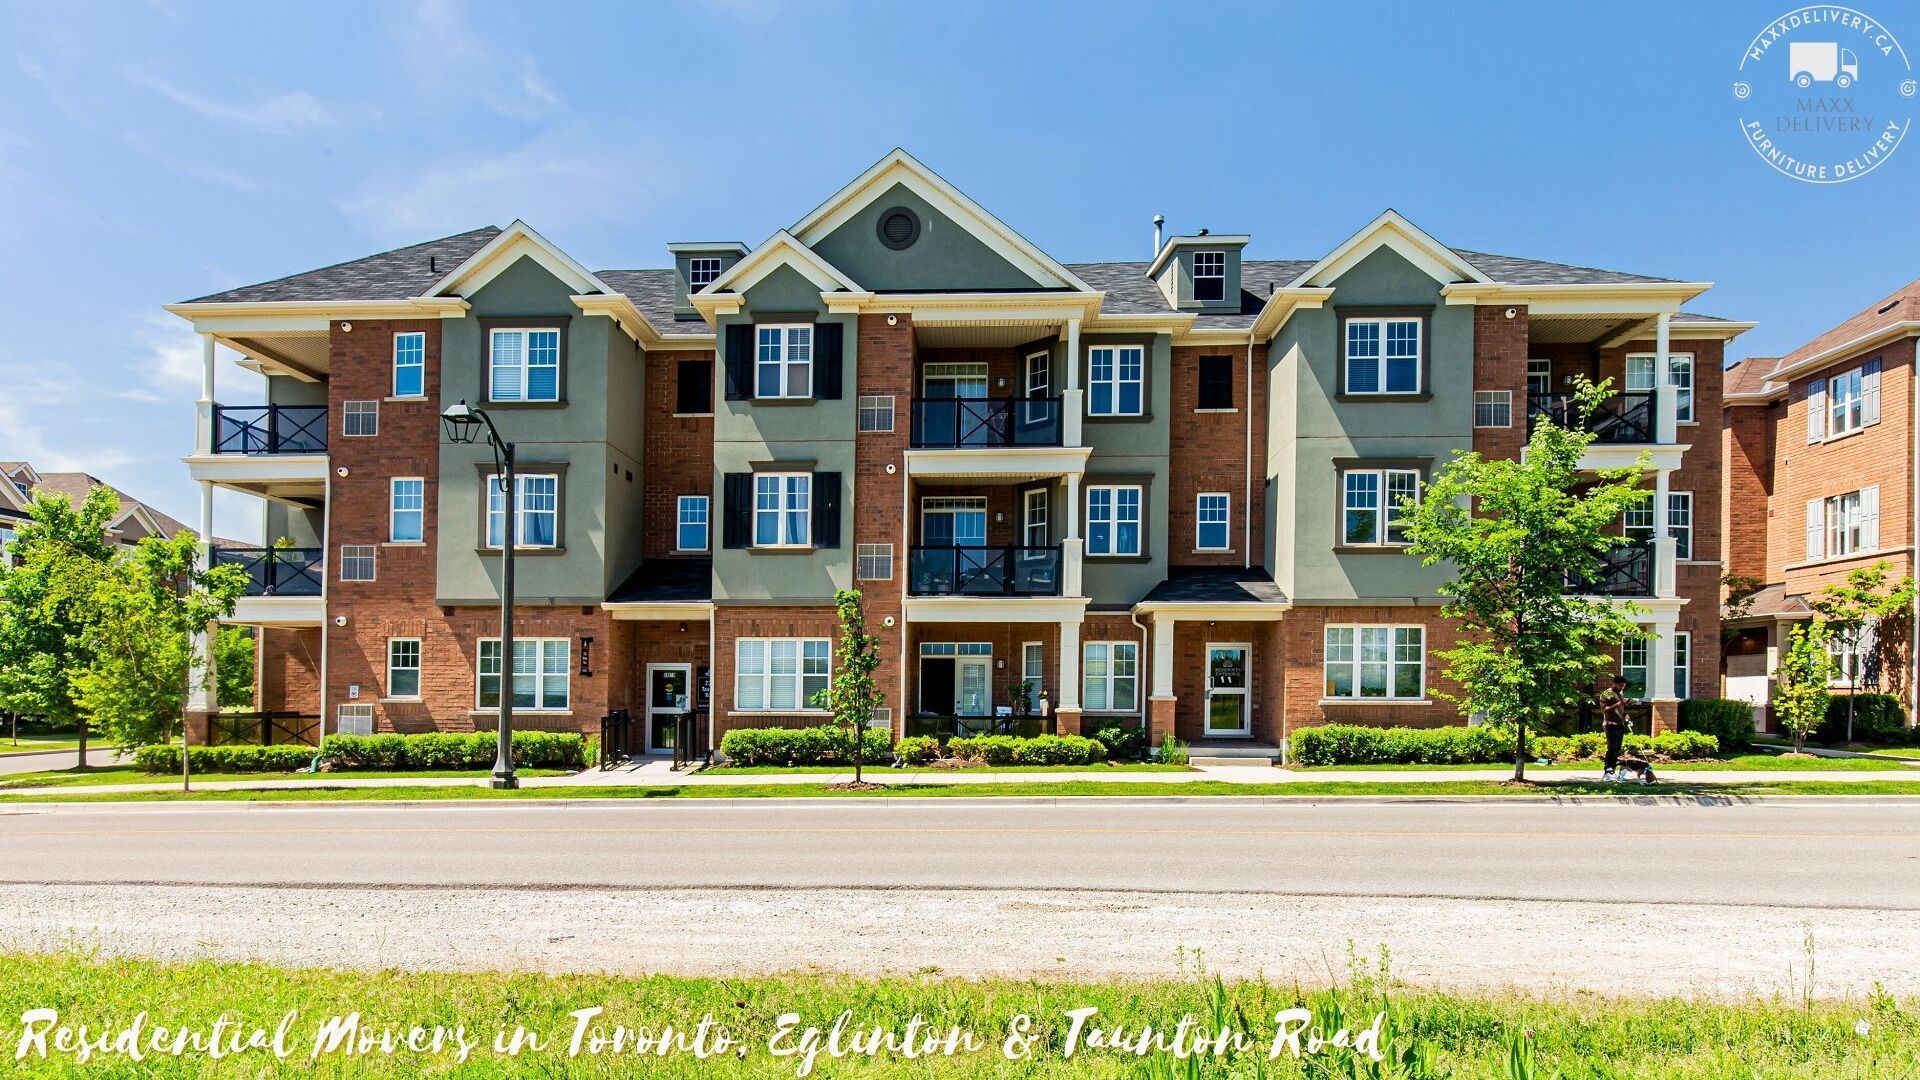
[169,150,1746,754]
[1722,279,1920,720]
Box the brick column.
[1473,304,1529,461]
[854,314,913,735]
[184,708,214,746]
[1650,699,1680,735]
[1148,698,1177,746]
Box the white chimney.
[1152,214,1164,259]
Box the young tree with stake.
[811,588,886,786]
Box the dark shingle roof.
[594,269,709,336]
[183,227,503,304]
[1142,567,1288,606]
[607,560,713,604]
[1453,250,1679,286]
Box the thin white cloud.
[403,0,563,120]
[122,131,262,192]
[125,68,338,135]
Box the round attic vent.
[878,207,920,250]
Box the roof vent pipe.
[1152,214,1164,259]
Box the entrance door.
[956,656,991,718]
[924,362,992,445]
[646,663,692,753]
[1203,644,1251,737]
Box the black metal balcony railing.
[1527,391,1657,444]
[215,547,325,596]
[910,398,1063,449]
[1564,540,1654,597]
[212,405,328,455]
[909,545,1062,596]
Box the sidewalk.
[4,757,1915,797]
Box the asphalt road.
[0,746,119,775]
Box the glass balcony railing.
[215,547,326,596]
[908,545,1062,596]
[212,405,328,455]
[1527,391,1659,444]
[910,398,1063,449]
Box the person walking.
[1598,674,1630,781]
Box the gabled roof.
[1290,210,1493,288]
[701,229,864,296]
[1765,277,1920,383]
[426,219,611,298]
[1723,358,1780,401]
[185,227,502,304]
[1453,250,1680,286]
[788,148,1091,293]
[593,269,705,337]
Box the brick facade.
[255,627,321,713]
[1277,605,1470,734]
[1168,344,1267,566]
[1472,304,1529,461]
[642,350,715,561]
[854,314,914,723]
[1722,399,1775,586]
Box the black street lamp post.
[442,400,518,790]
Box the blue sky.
[3,1,1916,541]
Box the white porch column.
[1056,619,1082,710]
[1654,311,1676,443]
[185,480,218,714]
[195,333,217,455]
[1648,614,1678,700]
[1064,318,1081,391]
[1062,318,1083,447]
[1150,615,1176,700]
[1652,467,1677,597]
[1061,475,1084,596]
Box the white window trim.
[676,494,710,553]
[1341,468,1421,547]
[485,473,560,550]
[1082,640,1141,714]
[1021,641,1045,695]
[341,400,379,437]
[1526,358,1553,397]
[1195,491,1231,552]
[1086,345,1145,417]
[1191,250,1226,302]
[476,637,571,711]
[753,472,813,548]
[1322,624,1427,702]
[1025,350,1051,397]
[1344,316,1423,395]
[1086,484,1144,557]
[1473,389,1513,428]
[734,637,832,713]
[856,542,893,581]
[1625,351,1694,423]
[1669,491,1693,562]
[1024,488,1049,548]
[488,327,562,403]
[385,637,422,700]
[335,704,374,737]
[688,257,722,291]
[339,544,376,582]
[391,331,427,399]
[1675,631,1691,700]
[755,324,814,401]
[856,395,895,433]
[389,477,425,544]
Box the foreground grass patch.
[1290,754,1910,773]
[703,763,1191,774]
[0,766,569,791]
[0,951,1913,1078]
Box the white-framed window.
[857,395,894,433]
[1196,492,1230,551]
[1022,641,1045,696]
[488,328,560,402]
[1674,632,1690,700]
[1822,488,1877,559]
[1342,468,1420,546]
[339,544,375,581]
[1527,358,1553,397]
[1025,350,1051,397]
[486,474,559,549]
[1087,345,1144,416]
[1625,352,1693,422]
[0,526,15,562]
[735,637,830,711]
[1808,359,1882,442]
[342,400,378,437]
[1828,626,1874,686]
[392,331,426,398]
[676,495,709,552]
[1024,488,1049,548]
[389,478,424,543]
[386,638,421,698]
[1474,390,1512,428]
[1621,636,1649,699]
[1344,317,1421,394]
[1668,492,1693,561]
[1829,365,1865,437]
[1086,484,1143,556]
[856,543,893,580]
[753,473,811,547]
[1192,250,1226,302]
[478,638,570,710]
[1083,641,1138,712]
[335,704,374,737]
[1324,625,1425,700]
[755,324,813,399]
[688,257,722,291]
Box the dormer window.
[1192,251,1226,302]
[688,257,722,291]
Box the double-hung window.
[392,332,425,398]
[755,324,812,399]
[676,495,709,552]
[1345,317,1421,394]
[389,478,424,542]
[1625,352,1693,423]
[754,473,811,547]
[486,474,559,548]
[386,638,421,698]
[478,638,569,710]
[1620,637,1649,699]
[1622,492,1692,560]
[488,328,560,402]
[1086,484,1142,556]
[1083,642,1138,712]
[735,638,830,711]
[688,257,722,291]
[1342,468,1419,546]
[1822,489,1875,558]
[1196,493,1230,551]
[1829,365,1865,436]
[1087,345,1144,416]
[1192,251,1226,302]
[1323,625,1424,700]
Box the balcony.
[1528,391,1659,444]
[911,398,1063,449]
[1565,541,1655,598]
[213,405,328,455]
[216,547,325,596]
[908,545,1062,597]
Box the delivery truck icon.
[1790,42,1860,89]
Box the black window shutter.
[723,324,753,400]
[812,471,841,548]
[722,473,752,548]
[677,359,713,414]
[813,322,844,400]
[1198,355,1234,410]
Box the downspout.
[1244,334,1256,569]
[1129,608,1150,743]
[707,609,717,763]
[312,467,332,772]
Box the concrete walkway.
[4,756,1916,797]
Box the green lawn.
[704,762,1192,774]
[1864,746,1920,759]
[1289,753,1910,772]
[0,951,1912,1077]
[0,765,571,790]
[0,733,113,757]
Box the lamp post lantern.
[442,399,519,790]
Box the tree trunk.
[1513,721,1528,783]
[75,717,87,771]
[851,722,862,785]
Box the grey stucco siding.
[1080,332,1171,605]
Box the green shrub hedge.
[1092,723,1147,760]
[133,731,587,774]
[892,735,941,765]
[717,725,892,766]
[132,744,316,774]
[1680,698,1757,750]
[1291,724,1720,767]
[948,733,1107,766]
[1816,693,1910,744]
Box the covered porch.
[604,561,713,761]
[1136,568,1291,757]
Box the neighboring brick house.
[1722,279,1920,727]
[168,149,1748,756]
[0,460,241,560]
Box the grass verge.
[703,763,1191,774]
[0,951,1913,1077]
[0,766,570,790]
[1288,753,1909,772]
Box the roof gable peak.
[425,219,609,299]
[1291,210,1491,289]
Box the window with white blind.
[1342,468,1420,546]
[1344,317,1421,394]
[1806,359,1882,442]
[335,704,374,737]
[1807,487,1879,561]
[1626,352,1693,422]
[735,638,830,711]
[488,328,560,402]
[1082,642,1138,712]
[1324,625,1425,700]
[478,638,569,710]
[486,474,559,548]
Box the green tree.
[810,587,885,785]
[0,487,120,767]
[1810,561,1916,742]
[70,526,247,750]
[1774,621,1837,755]
[216,626,257,710]
[1721,572,1763,640]
[1402,379,1650,782]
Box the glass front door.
[647,664,691,752]
[1204,645,1250,737]
[956,658,991,717]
